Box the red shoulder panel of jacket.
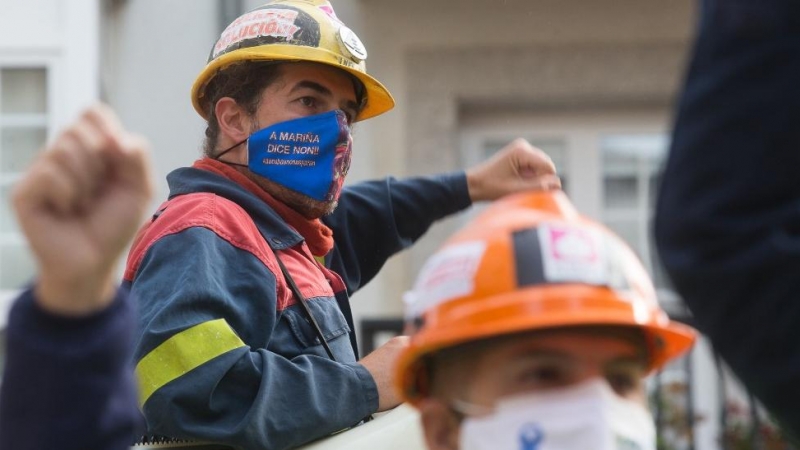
[122,193,350,311]
[123,193,279,286]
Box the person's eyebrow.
[510,349,571,362]
[290,80,360,114]
[606,355,647,369]
[290,80,333,98]
[510,350,643,367]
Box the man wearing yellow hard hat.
[123,1,559,449]
[396,191,697,450]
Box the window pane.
[0,184,20,234]
[602,135,667,210]
[601,133,668,287]
[651,250,670,289]
[0,243,36,290]
[1,127,46,172]
[1,68,47,114]
[0,67,48,296]
[602,134,667,164]
[604,218,642,258]
[604,176,637,209]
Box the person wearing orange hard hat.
[124,1,561,448]
[396,190,696,450]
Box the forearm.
[35,270,117,317]
[326,172,471,292]
[142,348,377,450]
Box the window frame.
[0,55,59,309]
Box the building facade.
[2,1,770,448]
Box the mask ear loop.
[214,138,249,168]
[449,398,494,420]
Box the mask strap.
[450,398,494,419]
[215,138,248,168]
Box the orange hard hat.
[395,190,697,404]
[191,0,394,122]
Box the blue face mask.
[217,110,353,202]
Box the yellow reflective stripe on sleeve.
[135,318,246,406]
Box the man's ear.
[419,399,461,450]
[215,97,251,143]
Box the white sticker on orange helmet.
[538,223,608,285]
[405,241,487,320]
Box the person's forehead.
[476,327,645,364]
[272,62,356,96]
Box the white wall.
[101,0,218,207]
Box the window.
[0,67,49,302]
[600,134,670,290]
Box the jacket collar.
[166,165,305,251]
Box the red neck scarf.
[192,158,334,256]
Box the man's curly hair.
[201,61,283,157]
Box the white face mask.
[458,379,655,450]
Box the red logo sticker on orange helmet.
[538,223,608,285]
[404,242,487,320]
[213,9,301,59]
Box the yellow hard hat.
[191,0,395,122]
[395,191,697,404]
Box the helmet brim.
[191,44,395,122]
[395,286,697,405]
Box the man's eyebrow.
[510,349,570,361]
[509,350,643,366]
[290,80,360,113]
[607,355,648,369]
[290,80,333,97]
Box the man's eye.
[298,97,317,108]
[606,372,640,395]
[519,365,566,384]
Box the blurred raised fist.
[12,103,154,316]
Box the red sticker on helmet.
[214,9,300,58]
[405,242,487,320]
[538,223,608,285]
